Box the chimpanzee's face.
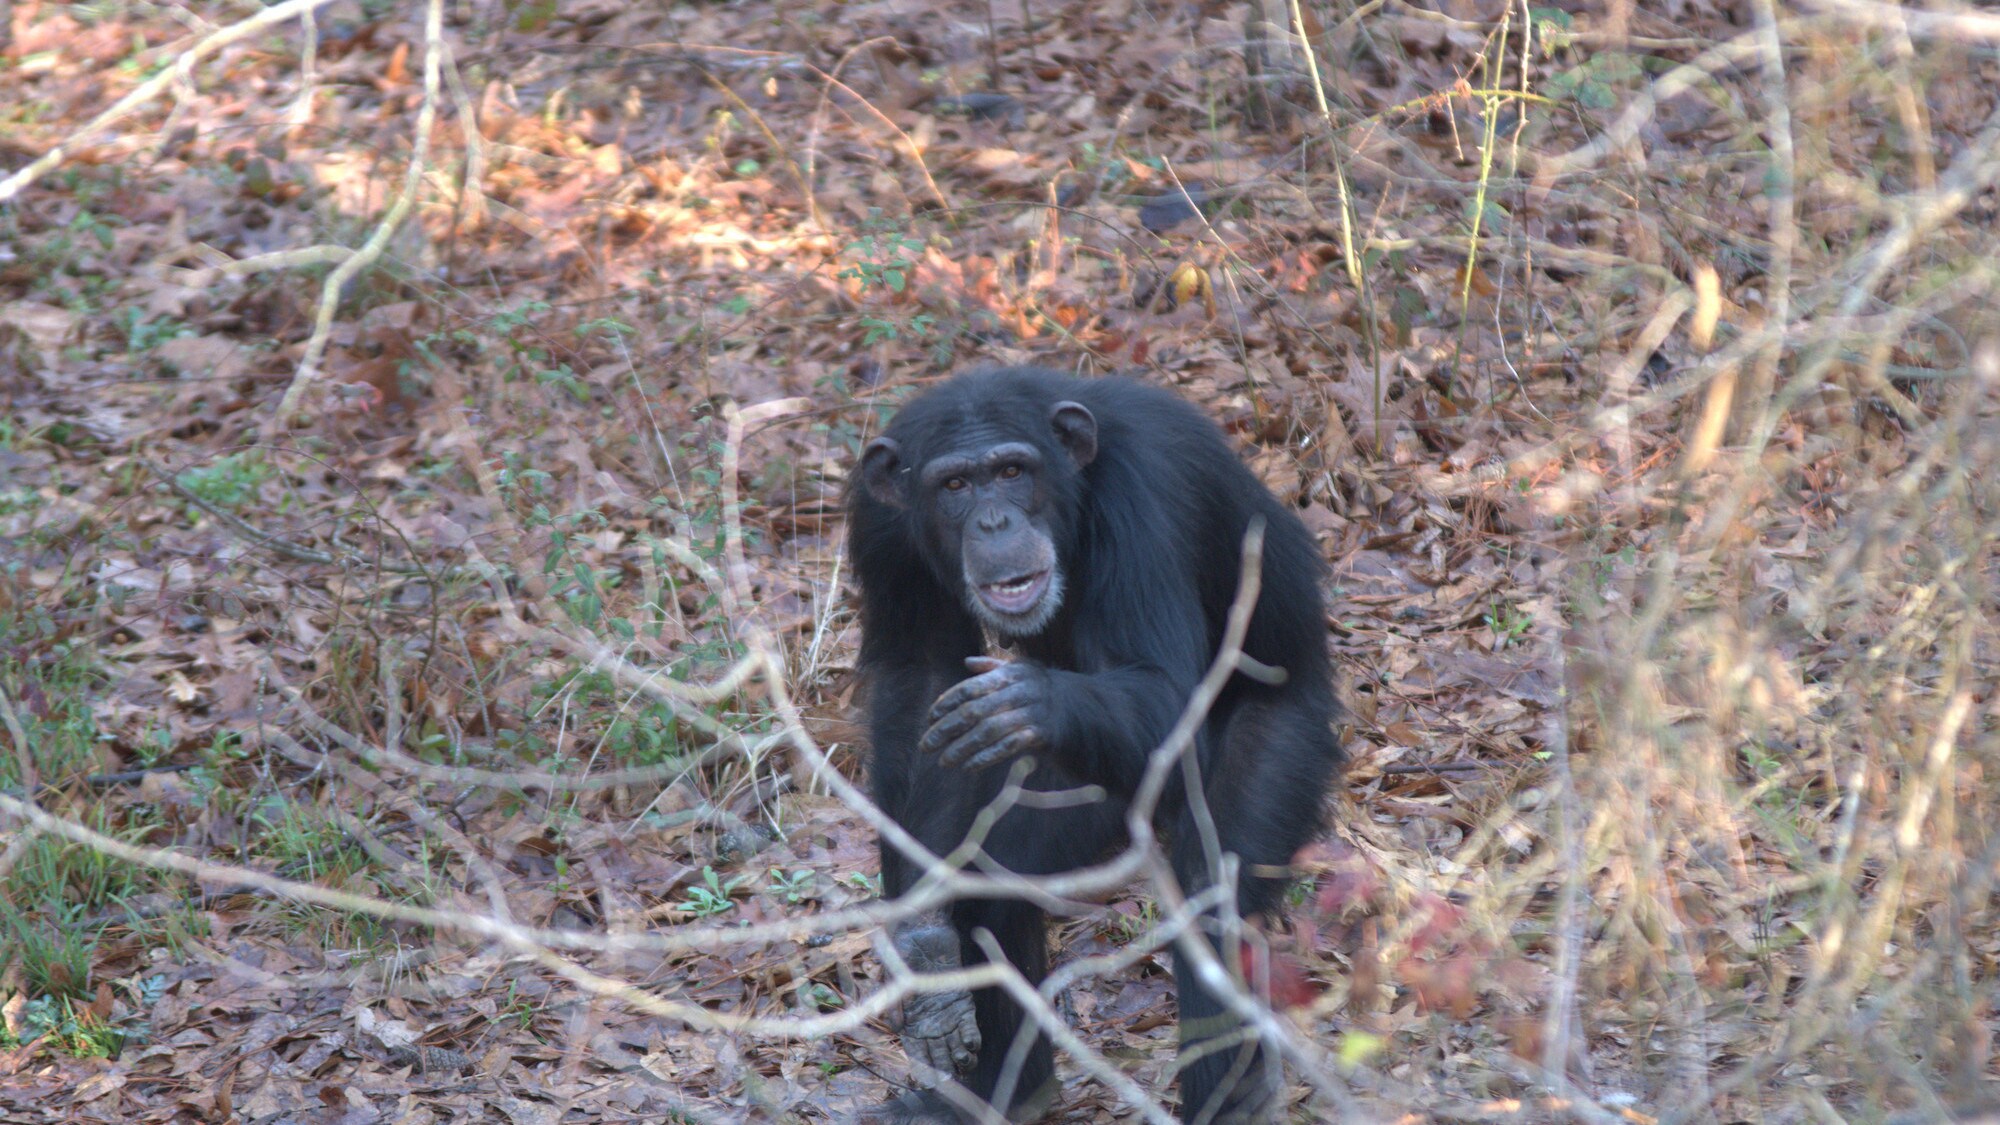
[860,401,1097,637]
[922,438,1064,635]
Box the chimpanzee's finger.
[953,1006,981,1066]
[924,664,1011,726]
[958,728,1042,771]
[922,666,1027,744]
[921,682,1033,756]
[920,696,977,755]
[937,713,1038,768]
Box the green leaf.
[1338,1030,1385,1067]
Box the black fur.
[849,367,1344,1123]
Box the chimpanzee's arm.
[919,659,1194,797]
[920,566,1210,797]
[850,497,989,891]
[1045,664,1201,791]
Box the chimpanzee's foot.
[897,984,981,1084]
[853,1077,1059,1124]
[854,1088,961,1125]
[1179,1044,1282,1124]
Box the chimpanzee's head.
[859,375,1097,637]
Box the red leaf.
[1239,939,1321,1011]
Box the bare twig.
[271,0,447,425]
[0,0,340,205]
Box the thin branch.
[0,0,341,205]
[271,0,448,425]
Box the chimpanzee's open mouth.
[978,570,1050,615]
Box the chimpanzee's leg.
[869,765,1128,1123]
[949,896,1056,1119]
[1170,696,1340,1123]
[1167,830,1281,1125]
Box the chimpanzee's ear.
[860,437,908,508]
[1050,401,1097,468]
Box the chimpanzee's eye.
[999,464,1023,480]
[943,477,968,492]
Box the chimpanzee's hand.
[888,916,980,1085]
[919,657,1051,769]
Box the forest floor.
[0,0,1996,1122]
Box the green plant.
[175,452,274,512]
[679,866,745,917]
[132,724,172,768]
[494,451,553,498]
[1,994,121,1056]
[1538,10,1643,114]
[857,311,936,348]
[838,229,924,294]
[767,868,816,904]
[67,208,116,253]
[1589,543,1639,594]
[838,224,959,359]
[4,803,152,914]
[2,910,97,1003]
[574,316,635,343]
[0,649,101,787]
[502,980,541,1031]
[115,308,191,354]
[1108,899,1159,943]
[1483,599,1533,649]
[5,967,169,1056]
[799,982,843,1011]
[0,486,38,517]
[184,729,248,808]
[535,363,589,403]
[253,797,364,879]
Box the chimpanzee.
[848,367,1343,1124]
